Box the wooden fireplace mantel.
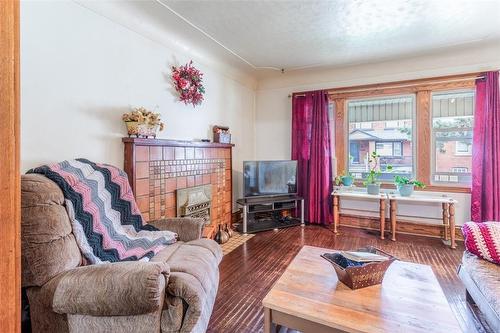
[122,137,235,148]
[123,137,234,238]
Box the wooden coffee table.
[262,246,462,333]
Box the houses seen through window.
[431,91,474,186]
[347,95,414,181]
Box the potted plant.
[363,152,392,195]
[340,171,354,186]
[394,175,425,197]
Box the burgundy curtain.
[292,90,333,224]
[471,71,500,222]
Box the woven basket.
[322,246,396,289]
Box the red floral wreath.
[171,61,205,107]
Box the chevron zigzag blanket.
[29,159,177,264]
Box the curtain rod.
[288,75,485,98]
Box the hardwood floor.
[207,225,489,333]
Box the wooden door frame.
[0,1,21,332]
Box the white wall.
[255,41,500,226]
[21,1,256,205]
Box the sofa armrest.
[148,218,204,242]
[51,261,169,316]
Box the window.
[455,141,472,155]
[376,142,403,157]
[347,95,415,181]
[431,91,474,186]
[451,167,468,173]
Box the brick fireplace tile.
[175,147,185,160]
[195,148,203,159]
[165,192,175,208]
[136,162,149,179]
[150,147,163,161]
[165,178,177,192]
[185,147,195,160]
[136,195,149,213]
[211,173,218,184]
[195,175,203,186]
[166,207,176,218]
[136,179,150,196]
[136,146,149,162]
[187,176,195,187]
[163,147,174,160]
[177,176,187,189]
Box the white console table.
[332,190,387,238]
[332,189,458,249]
[387,193,458,249]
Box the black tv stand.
[236,195,304,234]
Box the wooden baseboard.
[229,209,463,241]
[340,214,464,241]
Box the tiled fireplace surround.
[123,138,233,238]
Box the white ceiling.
[160,0,500,71]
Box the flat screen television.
[243,160,297,197]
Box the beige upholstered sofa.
[21,174,222,333]
[458,251,500,332]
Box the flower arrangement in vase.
[122,107,165,138]
[363,151,392,195]
[171,60,205,107]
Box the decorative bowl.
[321,246,396,289]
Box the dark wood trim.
[123,141,136,194]
[0,1,20,332]
[339,214,464,241]
[122,137,235,148]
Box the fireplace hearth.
[176,185,212,225]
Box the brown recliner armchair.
[21,174,222,333]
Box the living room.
[1,1,499,333]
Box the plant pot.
[366,184,380,195]
[398,184,415,197]
[138,123,160,138]
[341,176,354,186]
[125,121,139,137]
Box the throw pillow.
[462,221,500,264]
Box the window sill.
[350,181,471,194]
